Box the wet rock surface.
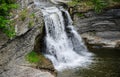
[74,9,120,33]
[2,65,54,77]
[82,32,120,49]
[74,9,120,49]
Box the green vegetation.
[0,0,17,38]
[28,21,34,28]
[76,13,85,18]
[19,9,28,21]
[113,0,120,2]
[28,13,35,28]
[91,0,108,13]
[26,51,40,63]
[26,50,47,64]
[68,0,120,13]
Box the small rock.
[115,41,120,49]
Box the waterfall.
[41,6,93,71]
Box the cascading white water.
[41,7,93,71]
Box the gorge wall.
[73,8,120,49]
[0,0,55,77]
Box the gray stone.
[2,65,54,77]
[0,0,55,77]
[74,9,120,33]
[74,9,120,49]
[0,31,9,48]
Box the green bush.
[0,0,17,38]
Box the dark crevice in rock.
[34,26,45,54]
[28,1,34,6]
[36,66,57,77]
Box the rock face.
[74,9,120,33]
[0,0,55,77]
[0,31,9,48]
[2,66,55,77]
[74,9,120,49]
[50,0,71,4]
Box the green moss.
[25,51,55,72]
[30,13,35,18]
[28,20,34,28]
[76,13,84,18]
[26,51,40,63]
[19,9,28,21]
[26,51,47,64]
[28,13,35,28]
[67,1,78,6]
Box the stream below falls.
[57,48,120,77]
[34,1,120,76]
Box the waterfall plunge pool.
[36,2,120,76]
[57,48,120,77]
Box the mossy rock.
[25,51,56,74]
[26,51,40,63]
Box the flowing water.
[34,1,120,76]
[41,7,93,71]
[57,48,120,77]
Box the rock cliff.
[74,8,120,49]
[0,0,55,77]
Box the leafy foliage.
[0,0,17,38]
[69,0,120,13]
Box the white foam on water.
[41,6,93,71]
